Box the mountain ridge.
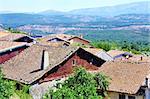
[67,1,149,16]
[0,1,149,26]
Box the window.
[90,59,93,65]
[128,96,135,99]
[72,59,77,66]
[119,94,125,99]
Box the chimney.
[41,50,49,70]
[140,56,143,61]
[79,34,83,38]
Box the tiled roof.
[98,61,150,94]
[39,34,74,42]
[84,48,113,61]
[0,31,10,38]
[39,33,90,44]
[1,44,79,84]
[0,33,27,41]
[107,50,130,57]
[128,55,150,63]
[0,41,27,52]
[68,36,90,43]
[38,42,70,47]
[84,48,103,55]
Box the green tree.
[43,67,110,99]
[91,41,111,51]
[6,27,27,35]
[0,69,15,99]
[94,73,110,97]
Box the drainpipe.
[145,88,150,99]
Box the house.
[84,48,113,61]
[0,32,34,43]
[1,44,106,85]
[127,55,150,63]
[38,41,70,47]
[107,50,150,63]
[107,50,133,60]
[39,34,90,46]
[68,36,90,45]
[0,41,29,64]
[96,61,150,99]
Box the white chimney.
[79,34,83,38]
[42,50,49,70]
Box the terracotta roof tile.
[39,34,90,44]
[0,31,10,38]
[1,44,79,84]
[84,48,113,61]
[107,50,130,57]
[84,48,103,55]
[0,41,27,52]
[0,33,27,41]
[98,61,150,94]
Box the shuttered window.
[128,96,135,99]
[119,94,125,99]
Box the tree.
[91,41,118,51]
[6,27,27,35]
[94,73,110,97]
[43,67,110,99]
[0,69,15,99]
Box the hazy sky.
[0,0,148,12]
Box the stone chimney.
[41,50,49,70]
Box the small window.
[119,94,125,99]
[128,96,135,99]
[72,59,77,66]
[90,59,93,65]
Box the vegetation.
[66,29,150,55]
[0,68,32,99]
[0,69,16,99]
[65,30,150,44]
[91,41,113,51]
[12,84,32,99]
[43,67,110,99]
[72,42,88,48]
[6,27,27,34]
[91,40,150,55]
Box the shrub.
[43,67,110,99]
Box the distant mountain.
[0,1,149,27]
[0,11,15,14]
[0,13,110,26]
[0,13,46,27]
[36,1,150,16]
[68,1,149,16]
[0,13,149,27]
[38,10,65,15]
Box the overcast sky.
[0,0,148,13]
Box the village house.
[1,44,106,85]
[97,61,150,99]
[1,33,150,99]
[39,33,90,46]
[0,44,108,98]
[84,48,113,61]
[0,32,34,43]
[107,50,133,60]
[0,41,29,64]
[107,50,150,63]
